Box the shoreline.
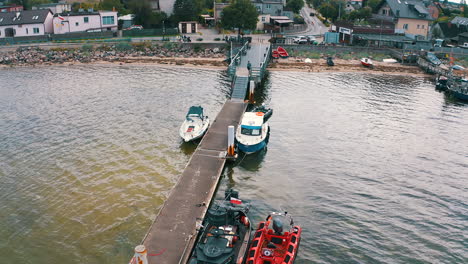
[0,57,431,76]
[0,44,436,76]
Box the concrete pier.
[142,101,247,264]
[139,42,271,264]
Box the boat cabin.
[240,112,264,136]
[186,106,205,121]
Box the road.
[284,3,328,36]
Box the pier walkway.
[138,41,271,264]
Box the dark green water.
[0,66,466,264]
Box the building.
[451,16,468,28]
[0,4,23,12]
[179,21,197,34]
[426,3,440,19]
[151,0,176,15]
[118,14,135,30]
[0,10,53,38]
[376,0,433,39]
[431,22,467,41]
[214,2,230,24]
[32,2,71,14]
[53,10,117,34]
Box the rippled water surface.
[0,66,467,264]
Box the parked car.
[310,12,315,16]
[124,25,143,30]
[293,36,308,44]
[306,36,318,45]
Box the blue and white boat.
[236,111,269,154]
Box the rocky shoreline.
[0,43,227,67]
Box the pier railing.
[228,41,250,78]
[250,44,271,82]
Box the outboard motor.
[272,215,283,235]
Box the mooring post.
[130,245,148,264]
[249,80,255,104]
[227,125,236,159]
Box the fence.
[122,28,178,37]
[274,44,395,55]
[0,31,116,45]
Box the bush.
[163,42,175,50]
[116,42,133,51]
[81,44,93,51]
[214,38,221,41]
[196,38,203,41]
[193,44,202,53]
[132,42,151,51]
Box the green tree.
[349,6,372,21]
[99,0,127,14]
[319,3,337,21]
[173,0,199,23]
[128,0,166,28]
[462,0,468,17]
[287,0,304,14]
[367,0,381,13]
[221,0,258,35]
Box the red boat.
[276,46,289,58]
[245,212,301,264]
[272,50,280,59]
[360,58,373,68]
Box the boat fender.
[256,112,264,116]
[263,249,273,257]
[241,216,250,227]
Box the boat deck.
[142,100,247,264]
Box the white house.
[53,11,118,34]
[32,2,71,14]
[0,9,53,38]
[257,14,271,30]
[179,21,197,33]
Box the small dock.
[138,41,271,264]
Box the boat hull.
[452,90,468,101]
[277,46,289,58]
[246,215,302,264]
[179,118,210,142]
[237,140,266,154]
[361,61,372,67]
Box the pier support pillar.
[227,125,237,160]
[130,245,148,264]
[249,80,255,104]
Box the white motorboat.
[361,58,373,67]
[235,111,269,154]
[179,106,210,142]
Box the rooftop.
[381,0,433,21]
[241,112,264,127]
[0,9,50,26]
[451,16,468,26]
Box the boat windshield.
[241,127,261,136]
